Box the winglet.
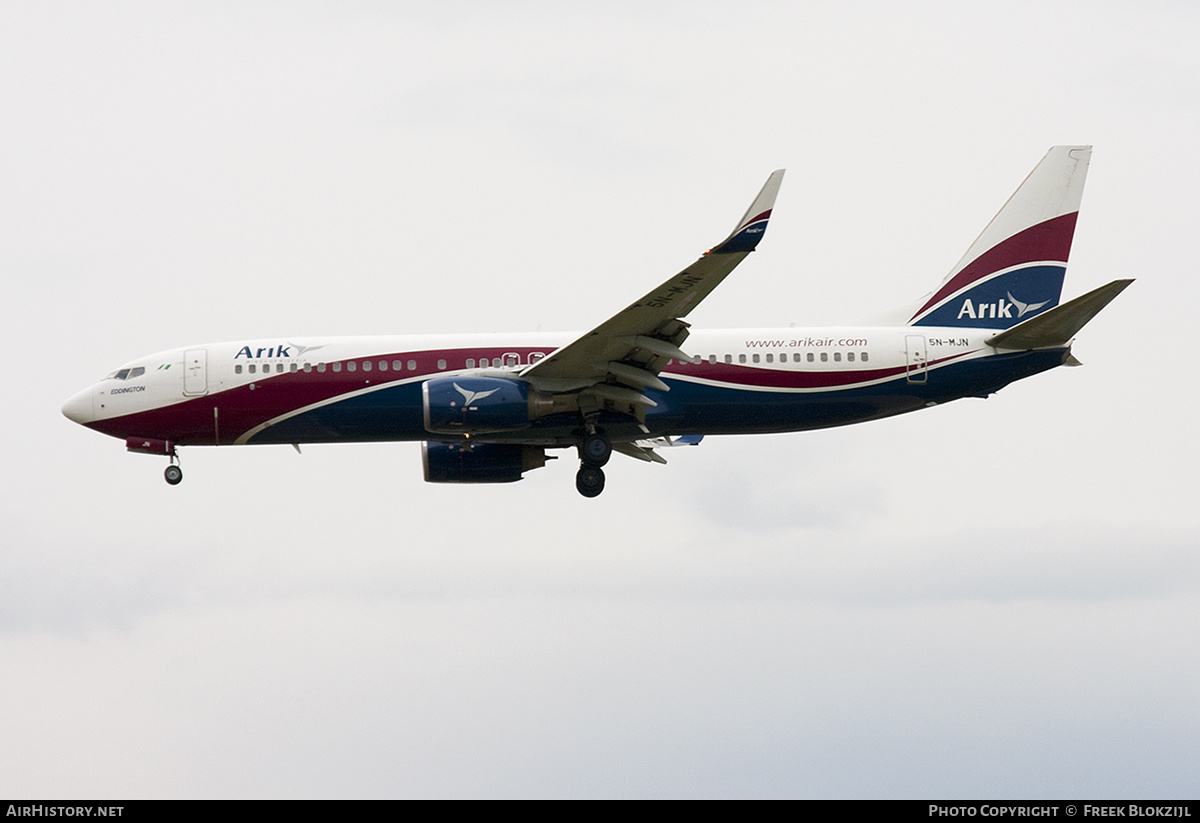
[710,169,785,254]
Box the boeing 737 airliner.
[62,147,1131,497]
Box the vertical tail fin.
[909,146,1091,329]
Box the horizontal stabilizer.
[986,279,1133,350]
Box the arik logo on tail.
[1007,292,1050,318]
[957,292,1050,321]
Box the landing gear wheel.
[575,465,605,498]
[164,465,183,486]
[579,432,612,467]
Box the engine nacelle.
[422,441,549,484]
[422,376,534,435]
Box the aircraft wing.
[521,170,784,401]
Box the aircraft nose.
[61,388,94,425]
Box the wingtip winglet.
[710,169,785,255]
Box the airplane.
[62,146,1132,497]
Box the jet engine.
[421,441,550,484]
[422,376,545,435]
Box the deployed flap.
[986,279,1133,350]
[613,442,668,464]
[521,171,785,393]
[614,434,705,465]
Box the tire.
[164,465,183,486]
[580,432,612,467]
[575,465,605,498]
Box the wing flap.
[613,434,704,465]
[613,442,669,464]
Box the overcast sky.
[3,0,1197,798]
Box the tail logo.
[956,292,1050,322]
[1006,292,1050,318]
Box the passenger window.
[807,353,814,362]
[317,363,326,373]
[820,352,828,362]
[290,363,298,372]
[249,364,257,374]
[407,360,416,371]
[393,360,402,370]
[333,363,342,372]
[466,358,475,368]
[347,361,357,372]
[833,352,841,362]
[378,361,386,371]
[708,355,717,364]
[235,365,243,374]
[479,358,489,367]
[303,363,312,373]
[438,359,447,370]
[739,354,747,364]
[766,353,774,363]
[724,354,732,364]
[692,355,702,365]
[276,363,284,373]
[752,354,760,363]
[847,352,855,362]
[862,352,869,362]
[362,361,372,372]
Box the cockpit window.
[104,366,145,381]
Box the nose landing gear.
[163,448,182,486]
[124,437,183,486]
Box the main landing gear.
[574,430,611,498]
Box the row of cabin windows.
[232,350,870,376]
[681,351,869,365]
[233,354,527,376]
[236,359,429,375]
